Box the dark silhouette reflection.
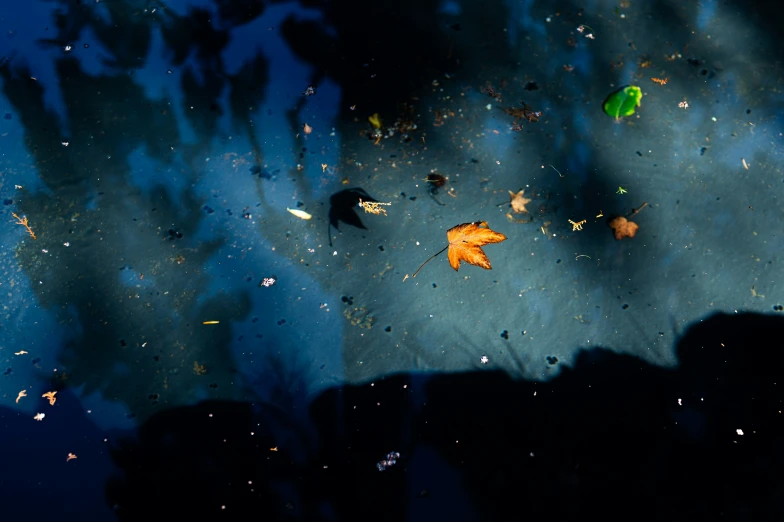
[0,0,271,422]
[327,187,379,246]
[106,311,784,521]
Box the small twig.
[549,164,565,178]
[628,202,648,218]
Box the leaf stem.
[412,245,449,278]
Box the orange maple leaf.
[413,221,507,277]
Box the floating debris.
[377,451,401,471]
[286,208,312,220]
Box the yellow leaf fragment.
[42,391,57,406]
[286,208,312,220]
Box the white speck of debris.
[333,251,338,256]
[416,241,420,246]
[486,103,492,110]
[480,355,489,364]
[678,398,682,405]
[736,429,744,436]
[711,117,717,122]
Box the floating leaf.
[286,207,312,220]
[603,86,642,119]
[608,216,638,240]
[413,221,507,277]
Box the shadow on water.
[98,311,784,521]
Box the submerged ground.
[0,0,782,519]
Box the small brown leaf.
[508,189,531,214]
[609,216,638,240]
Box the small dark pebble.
[500,330,509,340]
[546,356,559,365]
[203,205,215,214]
[277,319,286,326]
[384,326,391,332]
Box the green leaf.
[603,86,643,119]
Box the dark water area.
[0,0,782,520]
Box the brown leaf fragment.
[609,216,638,240]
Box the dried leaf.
[286,208,312,220]
[609,216,638,240]
[508,189,531,214]
[413,221,507,277]
[446,221,507,271]
[42,391,57,406]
